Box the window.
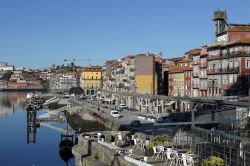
[246,75,250,83]
[222,49,227,55]
[246,59,250,68]
[246,46,250,53]
[234,59,239,67]
[229,75,234,84]
[229,60,233,68]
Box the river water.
[0,92,75,166]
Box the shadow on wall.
[222,75,250,97]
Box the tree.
[69,87,84,95]
[200,156,224,166]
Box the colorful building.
[81,66,102,95]
[168,65,184,97]
[102,53,165,95]
[206,10,250,96]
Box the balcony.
[220,67,239,74]
[207,68,221,75]
[245,51,250,57]
[208,81,218,88]
[221,51,242,59]
[192,83,199,89]
[193,61,199,65]
[208,54,220,60]
[200,63,207,68]
[200,75,207,79]
[199,86,208,90]
[221,83,233,89]
[193,72,199,77]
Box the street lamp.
[177,87,181,112]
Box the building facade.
[102,54,165,95]
[81,66,102,95]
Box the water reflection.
[0,92,75,166]
[0,92,27,117]
[59,135,74,165]
[26,108,38,144]
[26,106,75,164]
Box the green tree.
[69,87,84,95]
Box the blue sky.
[0,0,250,68]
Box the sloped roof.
[223,38,250,47]
[186,48,201,55]
[229,26,250,32]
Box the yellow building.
[81,66,102,95]
[169,65,185,96]
[134,55,164,95]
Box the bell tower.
[213,10,230,37]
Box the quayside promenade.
[43,92,250,166]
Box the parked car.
[110,111,120,118]
[157,116,177,123]
[119,103,127,109]
[130,120,141,127]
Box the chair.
[152,146,161,160]
[164,148,174,165]
[133,139,142,151]
[186,155,195,166]
[179,153,194,166]
[143,139,151,151]
[117,133,123,144]
[158,145,165,160]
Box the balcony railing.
[221,83,233,89]
[199,86,207,90]
[208,54,220,60]
[200,63,207,68]
[220,67,239,74]
[245,51,250,57]
[221,51,242,59]
[193,72,199,77]
[192,83,199,89]
[193,61,199,65]
[208,81,218,88]
[199,75,207,79]
[207,68,221,75]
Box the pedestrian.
[98,107,100,112]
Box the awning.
[165,101,176,106]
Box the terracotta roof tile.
[186,49,201,55]
[229,26,250,32]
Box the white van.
[110,111,120,118]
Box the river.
[0,92,75,166]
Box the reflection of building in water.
[26,108,38,144]
[0,92,27,117]
[0,106,14,117]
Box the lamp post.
[177,87,181,112]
